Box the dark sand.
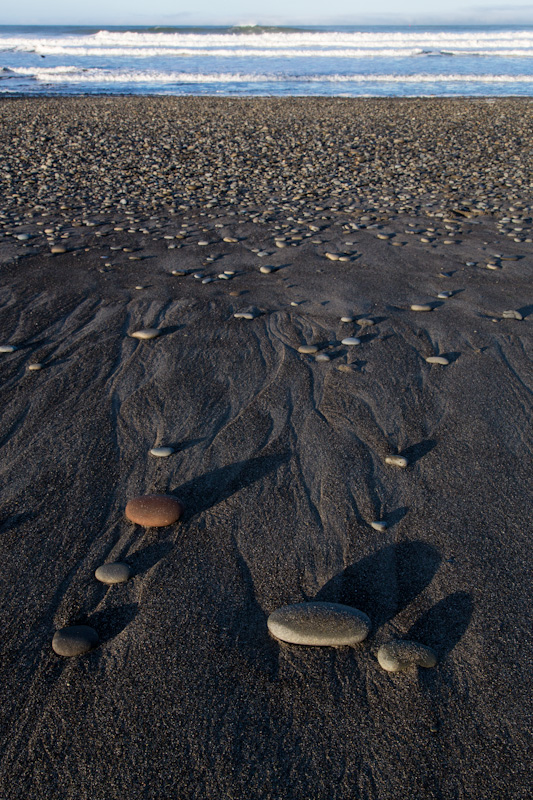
[0,98,531,799]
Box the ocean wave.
[10,67,533,84]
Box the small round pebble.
[27,363,43,371]
[259,266,274,274]
[437,291,453,299]
[52,625,99,657]
[268,602,371,646]
[426,356,450,365]
[377,640,437,672]
[371,521,387,532]
[410,304,433,312]
[95,562,132,585]
[125,494,184,527]
[340,316,354,323]
[50,245,67,254]
[130,328,161,340]
[341,337,361,346]
[298,345,318,354]
[149,446,174,457]
[315,353,331,362]
[385,455,408,468]
[0,345,16,353]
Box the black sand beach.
[0,98,531,799]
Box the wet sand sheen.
[0,97,531,800]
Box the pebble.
[341,337,361,346]
[149,446,174,457]
[125,494,184,527]
[385,455,408,468]
[52,625,99,657]
[377,640,437,672]
[259,265,274,274]
[234,311,256,320]
[315,353,331,362]
[0,345,16,353]
[410,304,433,312]
[171,269,188,276]
[370,521,387,532]
[298,345,319,354]
[198,240,209,246]
[130,328,161,340]
[27,363,43,371]
[337,364,356,372]
[325,252,339,261]
[267,602,371,646]
[502,310,523,320]
[50,245,67,254]
[223,236,237,243]
[426,356,450,365]
[437,291,453,299]
[358,318,375,327]
[95,562,132,585]
[340,316,354,323]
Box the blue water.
[1,24,533,96]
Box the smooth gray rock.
[52,625,99,657]
[377,640,437,672]
[267,601,371,646]
[95,562,132,585]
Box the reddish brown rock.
[125,494,184,527]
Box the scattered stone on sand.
[234,309,258,319]
[340,316,354,323]
[125,494,184,527]
[52,625,99,657]
[27,363,43,371]
[325,252,340,261]
[198,240,209,246]
[502,310,523,320]
[50,245,67,254]
[341,337,361,346]
[223,236,237,243]
[426,356,450,365]
[371,521,387,532]
[267,602,371,646]
[385,455,408,468]
[358,318,375,327]
[298,345,319,354]
[377,640,437,672]
[0,345,16,353]
[259,265,274,274]
[171,269,188,276]
[315,353,331,362]
[410,304,433,312]
[337,364,356,373]
[95,562,132,585]
[150,446,174,457]
[130,328,161,340]
[437,291,453,299]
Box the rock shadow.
[400,439,437,464]
[384,506,408,527]
[174,452,290,519]
[407,591,473,662]
[83,603,138,645]
[313,541,441,630]
[517,304,533,319]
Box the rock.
[358,318,374,327]
[267,602,371,646]
[437,291,453,299]
[340,316,354,323]
[198,240,209,246]
[371,521,387,532]
[298,345,318,354]
[385,455,408,468]
[171,269,188,276]
[0,345,16,353]
[377,640,437,672]
[426,356,449,365]
[337,364,356,373]
[95,562,132,584]
[149,446,174,457]
[130,328,161,340]
[16,233,30,241]
[315,353,331,362]
[325,252,339,261]
[125,494,184,527]
[52,625,99,657]
[50,245,67,254]
[502,310,523,320]
[27,363,43,371]
[410,304,433,312]
[259,265,274,274]
[223,236,237,243]
[341,337,361,346]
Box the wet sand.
[0,98,531,800]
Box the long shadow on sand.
[84,603,138,645]
[313,541,441,631]
[408,591,473,662]
[173,452,290,519]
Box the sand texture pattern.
[0,98,531,800]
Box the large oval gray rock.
[52,625,99,657]
[95,562,132,585]
[267,602,371,646]
[377,640,437,672]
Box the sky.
[1,1,533,26]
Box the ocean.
[1,24,533,97]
